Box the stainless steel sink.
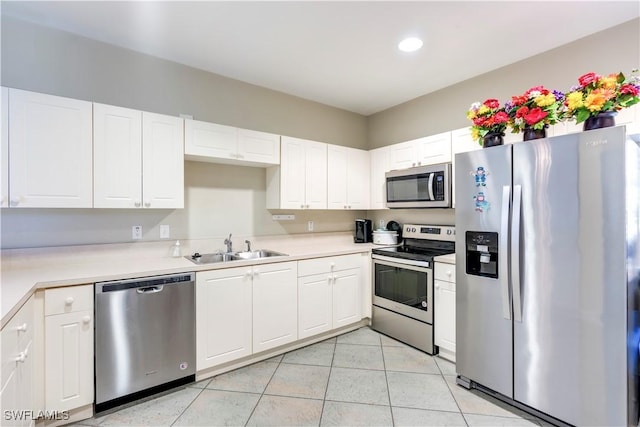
[185,249,287,264]
[186,252,238,264]
[233,249,288,260]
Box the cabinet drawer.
[45,284,93,316]
[435,263,456,283]
[298,254,361,277]
[1,296,34,389]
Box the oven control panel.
[403,224,455,241]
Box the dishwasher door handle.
[136,285,164,294]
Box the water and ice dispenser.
[465,231,499,278]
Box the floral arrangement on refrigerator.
[504,86,564,133]
[564,70,640,124]
[466,99,509,143]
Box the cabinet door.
[434,280,456,358]
[451,127,480,208]
[142,112,184,209]
[237,129,280,165]
[279,136,307,209]
[389,140,417,170]
[45,310,93,411]
[1,87,8,208]
[416,132,452,165]
[184,119,237,161]
[369,146,390,210]
[9,89,92,208]
[332,268,361,329]
[304,140,327,209]
[93,103,142,208]
[346,148,369,209]
[298,273,332,339]
[327,144,348,209]
[253,261,298,353]
[196,267,252,370]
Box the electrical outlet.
[132,225,143,240]
[160,224,170,239]
[308,221,314,232]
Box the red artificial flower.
[473,116,487,126]
[494,111,509,124]
[524,107,548,126]
[483,99,500,109]
[525,86,549,96]
[515,106,529,118]
[620,84,640,96]
[578,72,600,87]
[511,95,528,106]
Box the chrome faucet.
[224,233,233,253]
[245,240,251,252]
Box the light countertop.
[1,232,374,327]
[434,253,456,264]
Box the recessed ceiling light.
[398,37,423,53]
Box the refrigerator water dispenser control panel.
[466,231,498,278]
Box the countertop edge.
[2,241,373,328]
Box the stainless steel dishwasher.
[95,272,196,413]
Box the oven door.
[372,255,433,324]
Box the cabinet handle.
[306,205,310,209]
[348,205,352,209]
[82,315,91,324]
[330,262,335,270]
[144,200,151,208]
[418,162,422,166]
[134,200,141,208]
[253,270,259,278]
[245,272,253,280]
[65,297,74,305]
[447,270,452,276]
[435,284,440,290]
[300,204,305,209]
[15,323,27,332]
[10,197,19,207]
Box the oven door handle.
[371,254,430,269]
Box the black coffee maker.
[354,219,373,243]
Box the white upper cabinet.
[184,119,280,166]
[369,146,391,210]
[389,132,452,170]
[327,145,369,210]
[142,112,184,209]
[93,106,183,209]
[8,89,93,208]
[93,104,142,208]
[1,87,8,208]
[266,136,327,209]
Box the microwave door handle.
[427,173,435,200]
[500,185,512,320]
[511,185,523,322]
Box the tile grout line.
[438,357,470,427]
[379,333,396,426]
[317,337,338,426]
[168,384,208,427]
[243,355,283,427]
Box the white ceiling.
[2,1,639,115]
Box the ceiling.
[2,1,639,115]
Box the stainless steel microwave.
[385,163,451,208]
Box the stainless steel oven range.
[371,224,455,354]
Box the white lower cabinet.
[196,267,253,370]
[44,285,93,413]
[1,296,34,427]
[434,262,456,362]
[298,255,361,339]
[252,261,298,353]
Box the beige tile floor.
[75,327,550,427]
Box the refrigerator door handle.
[500,185,512,320]
[511,185,523,322]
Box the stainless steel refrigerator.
[455,126,640,426]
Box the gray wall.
[1,16,368,149]
[368,18,640,148]
[2,16,639,248]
